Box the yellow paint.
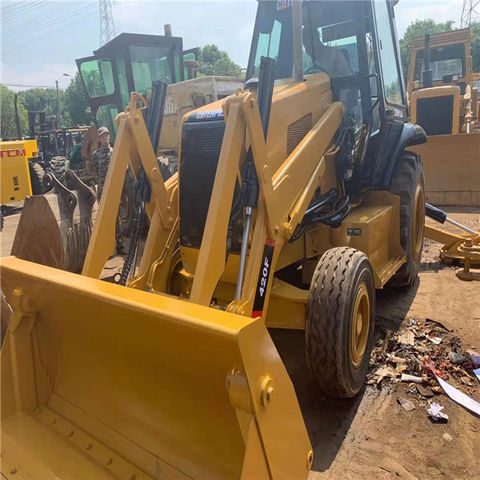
[0,139,38,204]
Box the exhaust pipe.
[423,33,433,88]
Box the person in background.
[91,126,112,200]
[303,27,353,78]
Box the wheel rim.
[350,283,370,368]
[412,182,425,262]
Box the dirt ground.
[0,207,479,479]
[283,207,479,480]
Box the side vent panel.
[287,113,313,156]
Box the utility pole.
[99,0,116,45]
[56,80,61,129]
[461,0,480,27]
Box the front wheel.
[306,247,375,398]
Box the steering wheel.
[305,64,328,75]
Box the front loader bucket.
[410,132,480,206]
[0,257,312,479]
[11,171,97,273]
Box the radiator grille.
[179,118,243,253]
[416,96,454,136]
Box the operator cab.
[246,0,411,191]
[76,32,198,137]
[409,28,472,96]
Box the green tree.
[0,84,28,139]
[471,22,480,72]
[18,87,60,118]
[198,44,242,77]
[64,72,93,126]
[399,19,455,79]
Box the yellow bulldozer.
[0,0,449,477]
[406,28,480,206]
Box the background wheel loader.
[10,28,243,273]
[1,1,430,478]
[406,28,480,206]
[0,95,46,229]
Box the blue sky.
[0,0,466,91]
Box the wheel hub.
[412,182,425,262]
[350,283,370,368]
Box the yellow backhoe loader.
[1,1,433,477]
[406,28,480,206]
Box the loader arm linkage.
[1,88,345,479]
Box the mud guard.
[0,257,312,479]
[380,122,427,188]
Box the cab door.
[366,0,409,187]
[76,55,122,137]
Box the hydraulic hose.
[289,194,350,243]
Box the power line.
[2,83,56,88]
[1,3,72,42]
[1,3,98,50]
[0,0,50,24]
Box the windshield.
[130,44,181,96]
[414,44,466,82]
[246,1,294,80]
[247,1,371,81]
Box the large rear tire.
[28,162,45,195]
[306,247,375,398]
[389,151,425,287]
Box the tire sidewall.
[341,258,375,395]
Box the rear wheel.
[28,162,45,195]
[389,151,425,287]
[306,247,375,398]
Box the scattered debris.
[401,373,423,384]
[427,402,449,422]
[449,352,467,364]
[442,433,454,442]
[425,318,452,332]
[471,355,480,368]
[434,374,480,417]
[397,397,416,412]
[398,330,415,346]
[427,335,443,345]
[474,368,480,383]
[416,384,434,397]
[371,366,395,384]
[368,316,480,406]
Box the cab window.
[414,44,466,82]
[247,2,293,80]
[373,0,404,106]
[80,59,115,98]
[129,45,180,95]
